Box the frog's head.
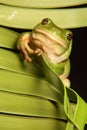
[32,18,73,63]
[33,18,72,45]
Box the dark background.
[69,27,87,102]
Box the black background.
[69,27,87,102]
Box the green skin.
[17,18,73,87]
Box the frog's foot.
[60,78,70,88]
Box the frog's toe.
[35,48,43,56]
[19,46,32,62]
[26,44,34,54]
[25,55,32,62]
[62,79,71,88]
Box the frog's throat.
[34,28,68,48]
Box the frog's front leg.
[17,32,35,62]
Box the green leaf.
[0,0,87,8]
[0,4,87,29]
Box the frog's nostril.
[41,18,48,25]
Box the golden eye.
[67,33,73,41]
[41,18,49,25]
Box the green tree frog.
[17,18,73,87]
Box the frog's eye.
[41,18,49,25]
[67,33,73,41]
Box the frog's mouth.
[34,28,68,49]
